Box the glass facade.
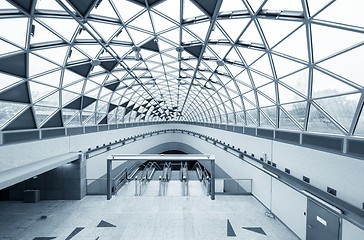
[0,0,363,136]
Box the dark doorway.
[306,199,340,240]
[160,150,187,154]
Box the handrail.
[192,162,203,181]
[127,161,143,180]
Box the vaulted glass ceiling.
[0,0,364,136]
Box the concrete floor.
[0,181,299,240]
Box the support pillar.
[210,159,215,200]
[107,159,112,200]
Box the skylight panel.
[185,21,210,41]
[41,17,79,41]
[127,28,152,45]
[29,81,58,103]
[89,20,120,41]
[90,0,119,19]
[184,0,206,19]
[0,17,28,48]
[29,53,59,77]
[159,28,180,45]
[218,18,250,42]
[33,46,68,66]
[0,40,21,56]
[263,0,303,11]
[273,25,308,61]
[36,1,65,11]
[238,21,263,45]
[258,19,302,48]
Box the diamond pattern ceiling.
[0,0,364,136]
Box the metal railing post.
[135,176,138,196]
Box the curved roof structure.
[0,0,363,136]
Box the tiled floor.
[0,181,299,240]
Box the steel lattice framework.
[0,0,364,136]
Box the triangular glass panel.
[128,28,152,45]
[218,18,250,42]
[250,54,273,77]
[279,68,308,97]
[0,52,27,78]
[317,44,364,88]
[250,71,272,88]
[209,44,232,59]
[263,0,303,11]
[75,27,94,40]
[237,47,264,67]
[41,17,79,41]
[89,0,118,19]
[4,107,36,130]
[67,47,90,64]
[64,80,85,94]
[248,0,265,12]
[151,11,177,33]
[113,0,144,23]
[159,28,180,46]
[182,29,198,43]
[260,109,275,128]
[0,17,28,48]
[273,25,308,61]
[219,0,247,12]
[308,103,343,134]
[89,20,120,41]
[278,82,305,104]
[209,24,228,41]
[279,107,302,130]
[257,82,276,102]
[0,72,23,91]
[312,69,358,98]
[236,80,252,94]
[41,110,63,128]
[281,101,307,127]
[61,90,80,106]
[29,82,57,103]
[76,44,102,59]
[257,91,275,107]
[246,109,258,126]
[35,91,59,108]
[238,21,263,45]
[306,0,332,17]
[64,110,81,127]
[29,53,59,77]
[272,54,306,78]
[354,104,364,136]
[315,0,364,28]
[30,20,62,45]
[315,93,360,131]
[243,91,257,109]
[259,19,302,48]
[33,105,57,127]
[311,23,364,61]
[129,10,153,32]
[183,0,206,19]
[32,46,68,66]
[154,0,180,23]
[0,39,21,56]
[0,81,30,103]
[0,101,26,129]
[62,69,83,86]
[185,21,210,41]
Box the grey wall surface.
[1,158,85,200]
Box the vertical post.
[107,159,112,200]
[210,159,215,200]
